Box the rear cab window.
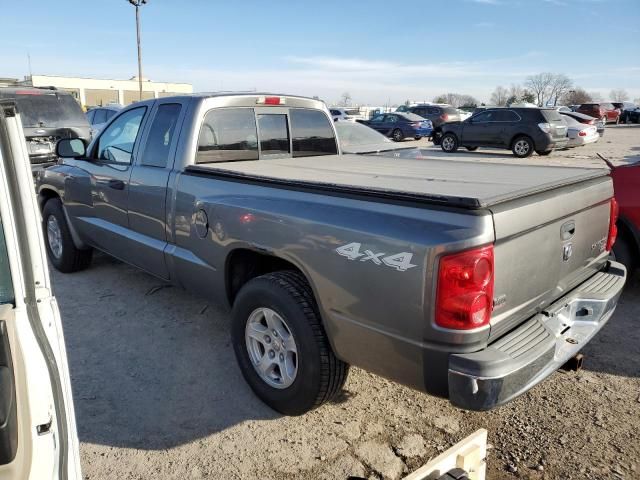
[196,107,337,163]
[0,217,14,305]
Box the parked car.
[577,103,620,125]
[40,93,625,415]
[358,112,433,141]
[86,104,122,136]
[457,108,472,121]
[435,107,568,157]
[0,101,81,479]
[620,104,640,124]
[0,87,91,172]
[405,104,461,128]
[559,110,605,136]
[334,121,423,158]
[563,115,599,147]
[597,159,640,274]
[329,107,360,122]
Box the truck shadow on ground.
[54,253,282,450]
[582,274,640,378]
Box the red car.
[578,103,620,124]
[608,160,640,272]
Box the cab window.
[140,103,182,168]
[258,114,290,155]
[196,108,258,163]
[290,109,338,157]
[96,107,146,164]
[0,218,13,305]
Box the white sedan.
[564,115,599,147]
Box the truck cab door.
[127,99,188,279]
[68,105,149,260]
[0,102,81,480]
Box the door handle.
[108,180,125,190]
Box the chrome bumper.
[448,261,626,411]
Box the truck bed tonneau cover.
[186,155,607,209]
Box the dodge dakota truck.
[37,93,626,415]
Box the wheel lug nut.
[279,353,284,361]
[265,336,271,343]
[273,330,278,337]
[269,350,275,359]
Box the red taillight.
[436,245,494,330]
[579,130,587,137]
[441,113,449,121]
[606,198,619,251]
[256,96,285,105]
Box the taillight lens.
[606,198,619,251]
[538,122,551,133]
[441,113,449,121]
[436,245,494,330]
[579,130,587,137]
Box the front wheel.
[42,198,93,273]
[231,271,349,415]
[440,133,459,153]
[512,136,534,158]
[392,129,404,142]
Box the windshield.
[12,92,87,127]
[0,216,14,305]
[335,121,392,147]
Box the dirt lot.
[54,125,640,480]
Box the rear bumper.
[448,260,626,411]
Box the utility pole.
[127,0,147,101]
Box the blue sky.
[3,0,639,104]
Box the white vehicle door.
[0,101,81,480]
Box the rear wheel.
[441,133,459,153]
[414,135,421,140]
[465,146,478,151]
[512,136,534,158]
[42,198,93,273]
[536,150,552,156]
[392,129,404,142]
[231,271,349,415]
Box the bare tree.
[339,92,352,107]
[548,74,573,106]
[508,84,524,101]
[562,88,591,106]
[610,89,629,102]
[490,86,509,106]
[589,91,603,102]
[525,72,554,106]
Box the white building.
[21,74,193,107]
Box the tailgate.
[488,176,613,340]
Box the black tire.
[536,150,552,156]
[42,198,93,273]
[511,135,534,158]
[612,231,636,273]
[414,135,421,140]
[392,129,404,142]
[231,271,349,415]
[440,133,459,153]
[465,146,478,151]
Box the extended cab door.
[127,99,188,279]
[65,105,149,261]
[0,102,81,480]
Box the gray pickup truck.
[37,93,626,415]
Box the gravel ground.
[54,125,640,480]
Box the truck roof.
[187,155,607,209]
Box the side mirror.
[56,138,86,158]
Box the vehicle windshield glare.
[335,121,392,147]
[0,217,14,305]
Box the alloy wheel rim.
[515,140,529,155]
[443,137,454,150]
[245,307,298,389]
[47,216,63,259]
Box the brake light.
[256,96,285,105]
[606,198,618,251]
[440,113,449,121]
[538,122,551,133]
[579,130,587,137]
[436,245,494,330]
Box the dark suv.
[0,87,90,172]
[436,107,568,158]
[405,104,461,128]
